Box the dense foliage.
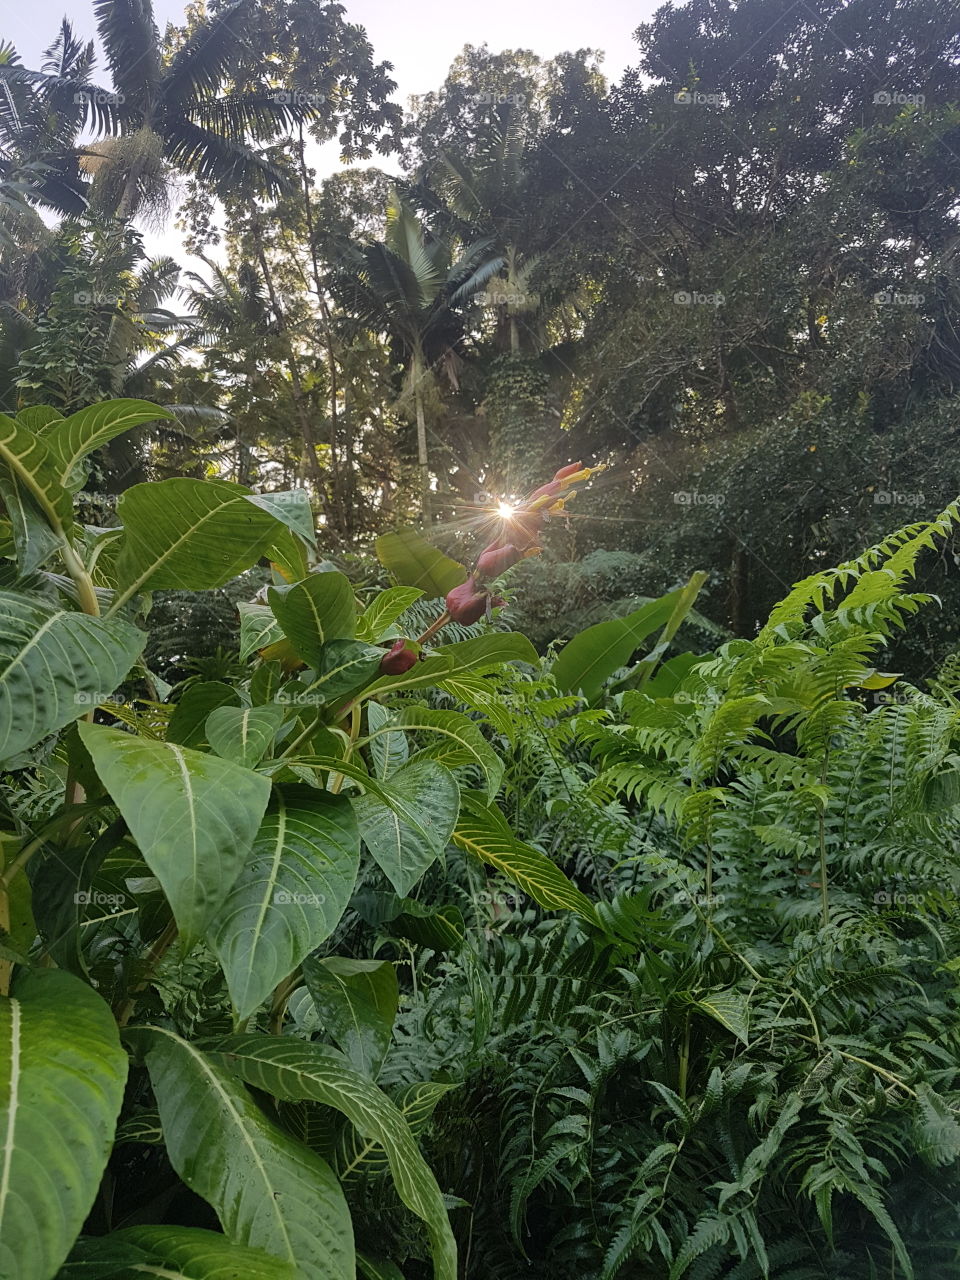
[2,0,960,1276]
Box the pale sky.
[6,0,656,258]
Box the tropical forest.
[2,0,960,1275]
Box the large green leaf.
[111,479,286,607]
[205,704,285,768]
[335,1079,458,1181]
[268,572,356,665]
[61,1226,297,1278]
[353,757,460,896]
[552,588,691,701]
[0,969,127,1280]
[209,1036,456,1280]
[375,527,467,598]
[0,592,144,763]
[301,640,385,705]
[41,400,173,491]
[302,956,398,1077]
[452,797,598,921]
[207,787,360,1019]
[135,1027,354,1279]
[0,413,75,574]
[15,406,63,433]
[79,723,272,947]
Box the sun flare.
[496,500,517,518]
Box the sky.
[6,0,657,258]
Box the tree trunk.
[251,226,326,497]
[297,126,345,537]
[413,347,431,521]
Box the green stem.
[61,541,101,617]
[115,917,178,1027]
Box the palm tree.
[0,25,104,233]
[327,194,502,517]
[13,0,310,222]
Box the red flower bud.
[445,576,490,625]
[379,639,417,674]
[477,542,522,578]
[554,461,583,481]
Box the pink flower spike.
[554,461,583,481]
[477,542,522,578]
[528,478,563,502]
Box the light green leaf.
[302,957,398,1077]
[207,787,360,1019]
[452,797,597,920]
[268,572,357,666]
[695,988,751,1045]
[353,757,460,896]
[239,603,283,660]
[387,707,503,797]
[375,528,467,598]
[552,589,689,702]
[356,586,424,642]
[15,406,63,432]
[0,969,127,1280]
[205,704,285,768]
[135,1027,354,1279]
[0,592,144,763]
[79,723,272,947]
[366,702,408,780]
[42,400,173,491]
[247,490,317,551]
[209,1036,456,1280]
[112,479,286,607]
[61,1226,297,1277]
[0,411,75,572]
